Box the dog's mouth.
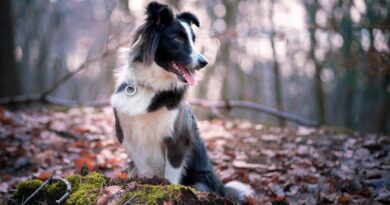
[169,61,195,85]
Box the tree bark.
[270,0,285,126]
[0,0,20,97]
[305,0,326,124]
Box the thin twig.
[21,177,52,205]
[210,106,227,120]
[48,128,81,140]
[41,52,112,98]
[0,39,129,106]
[41,39,129,98]
[21,177,72,205]
[122,195,138,205]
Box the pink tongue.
[180,66,195,85]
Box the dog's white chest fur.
[110,48,185,183]
[116,105,178,177]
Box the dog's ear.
[146,2,174,29]
[132,2,173,64]
[177,12,200,27]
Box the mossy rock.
[13,172,105,205]
[118,184,194,205]
[13,173,234,205]
[118,183,234,205]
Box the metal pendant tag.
[125,84,137,96]
[125,81,137,96]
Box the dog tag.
[125,80,137,96]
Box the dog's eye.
[174,37,184,43]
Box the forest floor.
[0,106,389,205]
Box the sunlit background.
[1,0,389,133]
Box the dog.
[111,2,253,203]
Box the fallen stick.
[0,95,319,127]
[189,98,320,127]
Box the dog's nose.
[198,57,208,68]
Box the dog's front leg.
[164,158,184,184]
[163,137,189,184]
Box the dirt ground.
[0,106,389,204]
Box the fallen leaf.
[338,194,351,204]
[245,195,257,205]
[375,188,390,203]
[79,150,97,160]
[75,158,95,170]
[358,189,371,197]
[0,183,9,193]
[96,185,122,205]
[269,183,285,196]
[232,160,268,169]
[73,140,88,148]
[163,201,173,205]
[116,172,128,181]
[36,171,52,181]
[272,195,289,205]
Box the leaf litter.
[0,106,389,204]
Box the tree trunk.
[340,0,355,129]
[305,0,326,124]
[270,0,285,126]
[0,0,20,97]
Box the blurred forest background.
[0,0,389,134]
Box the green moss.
[14,179,67,205]
[65,185,100,205]
[65,172,105,193]
[14,179,42,202]
[65,174,83,191]
[14,172,105,205]
[65,172,105,205]
[118,184,195,205]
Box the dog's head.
[132,2,207,86]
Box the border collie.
[111,2,253,202]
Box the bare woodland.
[0,0,389,204]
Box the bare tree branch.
[0,93,42,104]
[0,95,319,127]
[210,106,227,120]
[40,36,130,98]
[42,97,320,127]
[45,95,109,107]
[0,96,319,127]
[41,50,114,98]
[189,98,320,127]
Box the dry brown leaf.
[116,172,128,181]
[106,159,120,165]
[73,140,88,148]
[338,194,351,204]
[272,195,289,205]
[96,185,122,205]
[163,201,173,205]
[75,158,95,170]
[358,189,371,198]
[245,195,257,205]
[79,150,97,159]
[36,171,52,181]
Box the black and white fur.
[111,2,253,202]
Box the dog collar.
[116,79,137,96]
